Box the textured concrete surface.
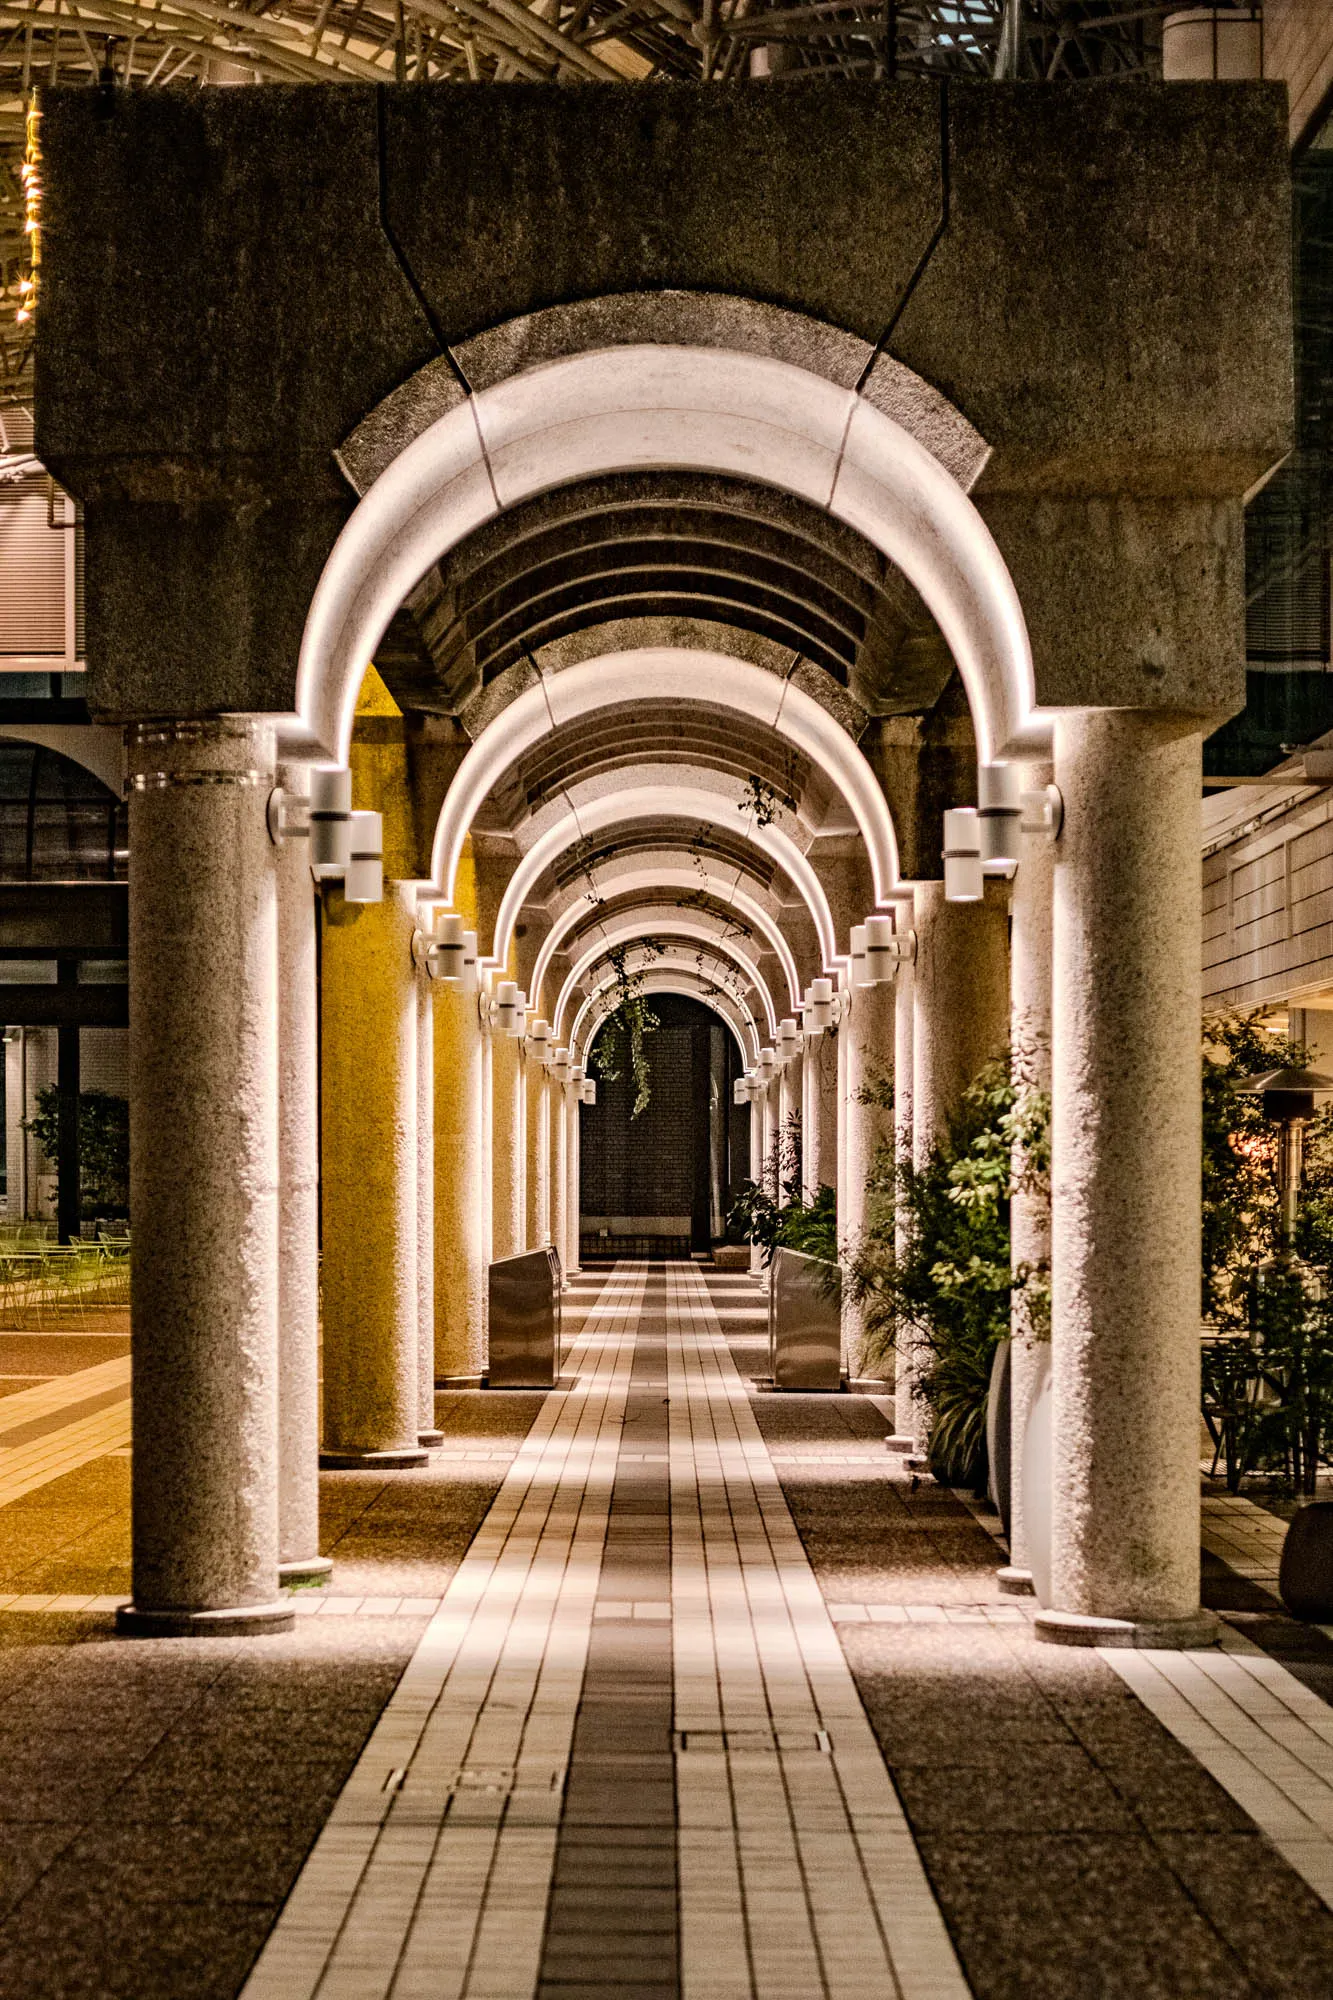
[126,718,281,1618]
[735,1369,1333,1999]
[1050,711,1203,1629]
[490,1029,525,1262]
[274,764,322,1571]
[320,883,420,1459]
[433,984,487,1376]
[0,1378,543,2000]
[38,83,1290,720]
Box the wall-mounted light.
[805,977,834,1032]
[309,767,353,881]
[552,1045,571,1085]
[943,807,983,903]
[527,1016,551,1062]
[733,1075,750,1107]
[978,762,1022,876]
[344,811,384,904]
[580,1077,597,1106]
[757,1046,777,1083]
[1021,783,1064,841]
[864,914,897,984]
[433,913,467,984]
[493,980,521,1036]
[778,1017,801,1063]
[849,923,869,988]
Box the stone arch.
[552,917,780,1042]
[572,965,759,1069]
[431,649,899,907]
[298,343,1038,769]
[490,785,839,973]
[529,862,803,1020]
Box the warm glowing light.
[18,95,40,332]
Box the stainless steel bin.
[488,1246,563,1388]
[769,1247,841,1391]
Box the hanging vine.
[589,941,665,1117]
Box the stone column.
[320,881,427,1469]
[779,1049,801,1196]
[1039,711,1211,1646]
[120,718,291,1636]
[416,978,442,1447]
[274,762,330,1584]
[891,953,920,1449]
[912,881,1010,1168]
[761,1076,779,1197]
[804,1030,839,1202]
[1001,764,1054,1596]
[434,982,487,1379]
[481,1028,494,1267]
[839,979,895,1376]
[566,1090,582,1275]
[490,1028,524,1261]
[526,1055,550,1246]
[749,1091,764,1275]
[550,1079,569,1283]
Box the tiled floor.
[10,1266,1333,1997]
[243,1263,966,2000]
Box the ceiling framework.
[384,471,956,731]
[1,2,1177,407]
[472,703,831,840]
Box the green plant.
[726,1111,837,1272]
[23,1086,129,1219]
[847,1054,1048,1489]
[588,942,664,1117]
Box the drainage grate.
[673,1729,832,1754]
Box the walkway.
[243,1261,965,2000]
[8,1268,1333,1997]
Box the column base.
[883,1435,915,1455]
[1035,1607,1221,1650]
[418,1429,445,1448]
[318,1447,430,1470]
[996,1566,1035,1597]
[278,1555,333,1585]
[438,1373,485,1389]
[117,1600,295,1639]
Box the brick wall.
[580,994,741,1251]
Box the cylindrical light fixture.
[943,807,983,903]
[849,922,869,988]
[733,1075,750,1107]
[864,914,898,984]
[493,979,520,1036]
[461,930,479,995]
[569,1062,585,1087]
[527,1015,550,1060]
[806,977,834,1032]
[757,1045,777,1082]
[778,1017,800,1063]
[433,912,465,985]
[978,762,1022,875]
[580,1077,597,1106]
[552,1045,571,1085]
[344,810,383,904]
[513,989,528,1039]
[309,766,352,880]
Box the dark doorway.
[578,993,744,1262]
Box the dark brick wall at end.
[580,993,745,1250]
